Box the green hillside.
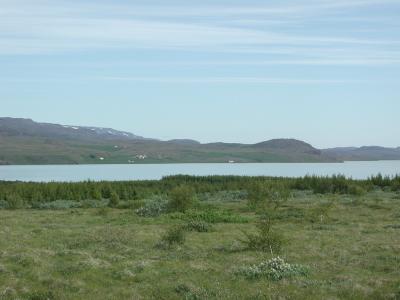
[0,118,336,164]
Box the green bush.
[168,185,195,213]
[247,182,267,209]
[157,225,186,249]
[26,290,56,300]
[80,199,109,208]
[116,200,143,209]
[184,220,212,232]
[32,199,108,210]
[240,217,284,253]
[0,200,9,209]
[198,190,248,202]
[5,194,24,209]
[109,191,120,208]
[235,257,308,281]
[348,184,366,196]
[247,183,291,211]
[171,209,249,224]
[308,201,335,223]
[136,196,168,217]
[35,200,81,210]
[293,175,369,195]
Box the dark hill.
[3,117,397,165]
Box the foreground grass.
[0,190,400,299]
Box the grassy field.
[0,181,399,299]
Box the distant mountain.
[322,146,400,161]
[167,139,201,145]
[0,117,146,141]
[0,117,397,165]
[252,139,321,155]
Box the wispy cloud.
[0,0,399,66]
[0,75,361,85]
[101,76,359,85]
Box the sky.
[0,0,399,148]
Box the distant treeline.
[0,174,399,209]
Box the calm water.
[0,161,399,182]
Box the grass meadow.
[0,176,399,299]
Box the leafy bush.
[136,196,168,217]
[184,220,212,232]
[247,182,268,208]
[171,209,249,224]
[348,184,366,196]
[109,191,120,208]
[116,200,144,209]
[157,225,186,249]
[80,199,109,208]
[32,199,108,210]
[5,194,25,209]
[25,290,56,300]
[240,217,284,253]
[35,200,81,210]
[293,175,368,195]
[247,183,291,210]
[308,201,335,223]
[0,200,9,209]
[168,185,196,213]
[235,257,308,281]
[95,207,110,216]
[175,283,211,299]
[369,174,393,188]
[198,190,248,203]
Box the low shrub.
[175,283,211,299]
[293,175,369,195]
[184,220,212,232]
[0,200,9,209]
[198,190,248,203]
[5,194,25,209]
[240,217,284,253]
[348,184,366,196]
[32,199,109,210]
[136,196,168,217]
[235,257,308,281]
[308,201,335,223]
[247,182,268,209]
[157,225,186,249]
[116,200,144,209]
[80,199,109,208]
[171,209,249,224]
[25,290,56,300]
[168,185,196,213]
[95,207,110,216]
[35,200,81,210]
[108,191,120,208]
[247,183,291,211]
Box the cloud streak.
[101,76,360,85]
[0,0,399,67]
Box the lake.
[0,161,399,182]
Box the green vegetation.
[0,136,337,164]
[0,175,399,299]
[157,225,187,249]
[167,185,196,213]
[240,217,285,253]
[235,257,309,281]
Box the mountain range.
[0,117,399,165]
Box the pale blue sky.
[1,0,399,148]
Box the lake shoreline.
[1,161,400,182]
